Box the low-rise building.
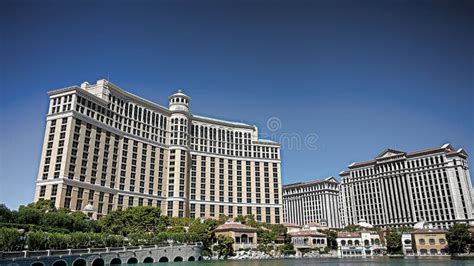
[336,231,382,257]
[303,221,329,231]
[412,229,448,256]
[214,222,257,251]
[283,223,303,234]
[401,232,414,255]
[290,230,327,249]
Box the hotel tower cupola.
[169,89,190,112]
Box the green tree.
[70,211,97,232]
[397,226,414,233]
[0,227,23,251]
[278,242,295,255]
[47,233,70,250]
[257,228,276,244]
[264,223,286,235]
[234,215,246,224]
[69,232,91,248]
[0,204,16,223]
[166,226,186,233]
[188,219,216,253]
[27,231,48,250]
[385,231,402,254]
[40,211,75,232]
[447,224,471,255]
[218,214,228,225]
[28,200,56,212]
[98,206,165,235]
[17,206,43,225]
[343,224,361,232]
[322,230,338,249]
[213,235,234,259]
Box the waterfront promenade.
[0,243,203,266]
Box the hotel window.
[51,184,58,196]
[63,198,71,209]
[65,185,72,197]
[39,186,46,198]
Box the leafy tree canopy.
[447,224,471,254]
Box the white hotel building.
[34,79,283,223]
[340,144,474,229]
[283,177,342,228]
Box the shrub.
[0,227,23,251]
[27,231,48,250]
[47,233,70,250]
[69,232,90,248]
[105,234,124,247]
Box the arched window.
[429,239,435,245]
[341,240,346,246]
[419,239,425,245]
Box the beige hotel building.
[283,177,342,228]
[340,144,474,229]
[34,79,282,223]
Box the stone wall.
[0,244,203,266]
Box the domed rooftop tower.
[169,90,190,112]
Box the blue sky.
[1,0,473,209]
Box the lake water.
[137,257,473,266]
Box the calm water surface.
[137,257,473,266]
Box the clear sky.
[1,0,473,209]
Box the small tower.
[168,90,190,112]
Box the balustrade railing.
[0,242,202,260]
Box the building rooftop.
[344,144,468,171]
[214,222,257,232]
[282,223,302,228]
[290,230,326,237]
[337,232,361,238]
[192,114,253,128]
[284,176,338,188]
[413,229,447,234]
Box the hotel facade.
[34,79,282,223]
[340,144,474,229]
[282,177,342,228]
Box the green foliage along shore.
[0,200,218,252]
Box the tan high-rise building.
[339,144,474,229]
[34,79,282,223]
[283,177,342,228]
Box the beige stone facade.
[340,144,474,229]
[214,222,258,250]
[412,229,448,255]
[289,230,327,249]
[34,79,282,223]
[283,177,341,228]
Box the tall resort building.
[34,79,282,223]
[339,144,474,229]
[283,177,342,228]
